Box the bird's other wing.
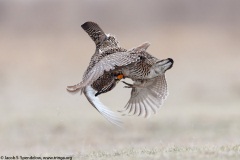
[83,85,123,127]
[120,75,168,118]
[66,52,140,93]
[129,42,150,52]
[81,21,107,47]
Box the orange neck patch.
[117,74,124,80]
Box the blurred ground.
[0,0,240,159]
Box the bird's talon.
[122,81,134,88]
[122,81,132,86]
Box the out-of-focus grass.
[1,103,239,160]
[77,145,240,160]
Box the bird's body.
[69,22,127,96]
[116,44,173,118]
[67,21,174,126]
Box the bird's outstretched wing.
[83,85,123,127]
[81,21,107,47]
[129,42,150,52]
[66,52,140,92]
[120,75,168,118]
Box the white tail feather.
[83,85,123,127]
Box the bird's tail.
[81,21,107,48]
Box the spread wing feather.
[120,75,168,118]
[67,52,140,92]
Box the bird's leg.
[123,80,147,88]
[122,81,134,88]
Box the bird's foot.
[122,81,134,88]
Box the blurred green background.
[0,0,239,157]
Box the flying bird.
[67,22,127,96]
[67,21,174,126]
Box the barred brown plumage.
[67,21,174,126]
